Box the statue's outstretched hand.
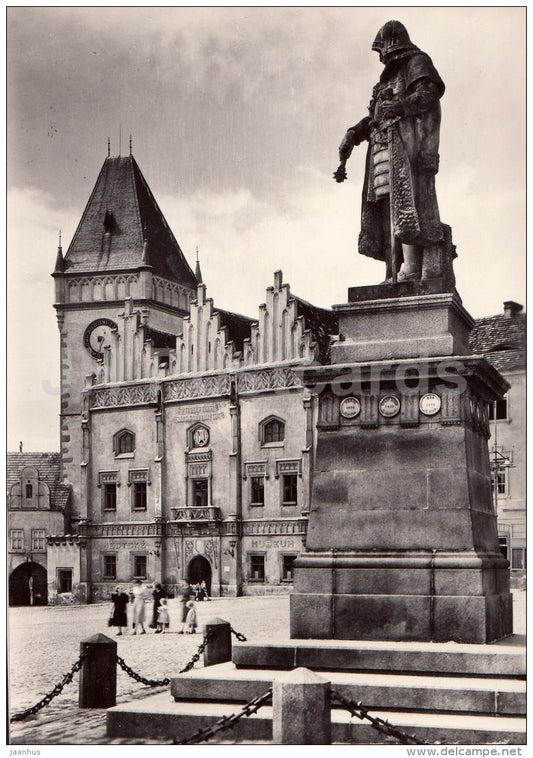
[333,164,347,183]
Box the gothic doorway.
[9,562,48,606]
[187,555,212,596]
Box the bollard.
[273,667,331,745]
[203,618,232,667]
[79,633,117,708]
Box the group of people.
[109,580,198,636]
[191,580,209,601]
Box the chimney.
[503,301,523,318]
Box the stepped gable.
[7,452,70,510]
[470,304,526,373]
[215,308,255,353]
[63,155,197,287]
[174,284,255,373]
[292,295,339,364]
[242,271,338,366]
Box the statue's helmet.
[372,20,416,60]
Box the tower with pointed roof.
[52,152,197,525]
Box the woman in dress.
[131,579,148,634]
[110,585,129,636]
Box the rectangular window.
[132,482,147,510]
[250,476,265,506]
[282,474,298,505]
[25,484,33,499]
[282,554,297,582]
[511,548,526,570]
[249,554,265,582]
[103,483,117,511]
[11,530,24,551]
[491,468,508,496]
[58,569,73,593]
[31,529,46,551]
[192,479,208,507]
[489,399,508,420]
[133,554,147,579]
[104,554,117,579]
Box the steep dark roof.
[63,155,197,287]
[145,326,178,350]
[470,311,526,373]
[216,309,255,352]
[294,296,339,364]
[7,452,70,510]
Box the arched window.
[260,416,285,445]
[114,429,135,456]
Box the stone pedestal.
[290,287,513,643]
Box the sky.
[7,6,527,452]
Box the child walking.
[184,600,197,634]
[156,597,170,633]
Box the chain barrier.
[116,627,215,687]
[331,689,427,745]
[178,627,215,673]
[116,655,171,687]
[11,626,239,725]
[230,627,247,642]
[10,648,89,723]
[174,687,273,745]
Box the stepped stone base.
[107,693,526,745]
[106,635,526,745]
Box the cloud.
[7,187,79,451]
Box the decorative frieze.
[165,374,232,401]
[237,367,302,394]
[152,276,193,311]
[241,519,307,536]
[65,273,139,304]
[81,523,161,537]
[91,383,160,409]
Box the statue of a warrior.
[335,21,446,283]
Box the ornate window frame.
[259,415,286,447]
[114,429,135,458]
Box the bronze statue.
[335,21,446,283]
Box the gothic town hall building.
[8,152,525,603]
[43,153,337,601]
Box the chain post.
[79,633,117,708]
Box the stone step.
[107,691,526,744]
[232,636,526,678]
[169,662,526,716]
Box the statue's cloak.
[359,52,445,261]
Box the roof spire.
[54,230,65,272]
[194,246,203,284]
[129,135,133,156]
[107,137,111,158]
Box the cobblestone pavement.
[8,591,526,745]
[8,593,288,744]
